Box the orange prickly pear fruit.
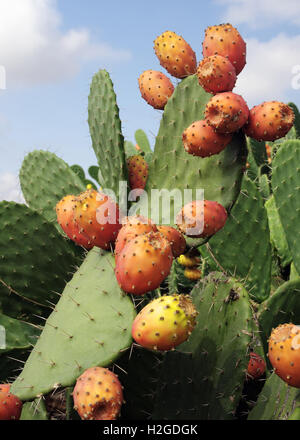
[73,367,123,420]
[197,54,237,94]
[156,225,186,258]
[244,101,295,141]
[127,154,148,196]
[138,70,174,110]
[154,30,197,79]
[247,352,266,379]
[202,23,246,75]
[0,384,22,420]
[268,323,300,388]
[115,231,173,295]
[176,200,228,238]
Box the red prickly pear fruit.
[73,367,123,420]
[202,23,246,75]
[268,323,300,388]
[197,55,237,94]
[114,215,157,259]
[127,155,148,196]
[182,119,232,157]
[115,231,173,295]
[205,92,249,134]
[73,189,122,250]
[156,225,186,258]
[138,70,174,110]
[243,101,295,141]
[132,294,197,351]
[56,195,92,249]
[0,384,22,420]
[176,200,227,238]
[247,352,266,380]
[154,31,197,79]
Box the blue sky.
[0,0,300,201]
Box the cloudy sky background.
[0,0,300,202]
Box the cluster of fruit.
[139,24,294,159]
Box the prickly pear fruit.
[138,70,174,110]
[177,253,201,268]
[202,23,246,75]
[243,101,295,141]
[197,55,237,94]
[184,267,202,281]
[115,215,157,259]
[205,92,249,134]
[115,231,173,295]
[247,352,266,380]
[127,155,148,195]
[73,367,123,420]
[176,200,227,238]
[0,384,22,420]
[268,323,300,388]
[182,119,232,157]
[56,195,92,248]
[156,225,186,257]
[132,294,197,351]
[73,189,122,250]
[154,30,197,79]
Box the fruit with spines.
[182,119,233,157]
[71,188,122,250]
[268,323,300,388]
[115,231,173,295]
[56,195,92,248]
[73,367,123,420]
[131,294,197,351]
[205,92,249,134]
[247,352,266,380]
[138,70,174,110]
[202,23,246,75]
[154,30,197,78]
[176,200,228,238]
[156,225,186,257]
[114,215,157,259]
[0,384,22,420]
[127,155,149,196]
[197,55,237,94]
[244,101,295,141]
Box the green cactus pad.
[248,373,300,420]
[132,75,247,231]
[20,151,85,224]
[246,137,268,169]
[265,195,292,267]
[288,102,300,138]
[88,166,100,184]
[0,202,80,318]
[135,129,151,153]
[199,176,271,302]
[0,313,40,354]
[272,140,300,273]
[88,70,127,197]
[10,248,136,401]
[70,165,85,182]
[20,398,48,420]
[152,273,253,420]
[258,278,300,352]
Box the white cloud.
[233,33,300,106]
[217,0,300,28]
[0,0,131,86]
[0,173,25,203]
